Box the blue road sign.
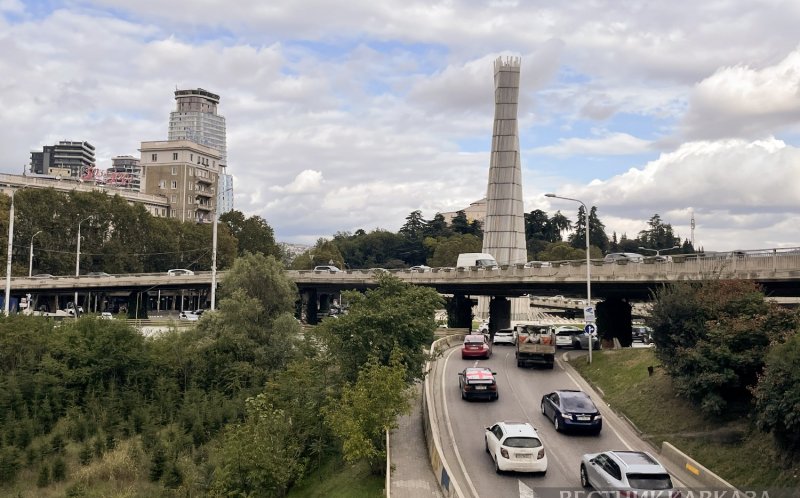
[584,323,596,335]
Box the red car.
[462,334,492,359]
[458,367,498,400]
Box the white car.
[492,328,516,345]
[100,312,113,320]
[409,265,432,272]
[167,268,194,276]
[313,265,341,272]
[485,421,548,474]
[555,326,582,347]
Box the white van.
[456,253,499,269]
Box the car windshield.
[503,437,541,448]
[626,473,673,490]
[561,393,596,411]
[496,331,512,336]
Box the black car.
[458,367,498,401]
[541,390,602,434]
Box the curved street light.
[638,245,680,258]
[546,193,593,363]
[29,230,42,278]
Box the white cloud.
[548,137,800,250]
[682,48,800,140]
[270,169,324,194]
[532,132,652,157]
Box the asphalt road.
[432,343,671,498]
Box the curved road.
[431,343,670,498]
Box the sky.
[2,0,800,252]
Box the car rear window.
[503,437,542,448]
[626,473,673,490]
[465,335,485,344]
[562,394,596,411]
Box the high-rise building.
[30,141,95,178]
[168,88,233,214]
[106,155,142,191]
[140,140,222,224]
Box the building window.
[171,180,177,189]
[151,153,157,161]
[173,152,178,161]
[189,168,193,176]
[158,180,166,189]
[190,154,193,161]
[171,195,177,203]
[171,166,177,175]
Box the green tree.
[218,253,297,321]
[426,234,482,267]
[536,242,589,261]
[323,353,411,474]
[637,214,680,251]
[753,330,800,453]
[317,273,441,384]
[291,238,345,270]
[211,394,305,497]
[220,210,281,259]
[423,213,452,239]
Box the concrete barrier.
[422,334,468,498]
[660,441,737,490]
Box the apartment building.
[140,140,221,223]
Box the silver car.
[492,328,516,345]
[580,450,678,496]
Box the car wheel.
[573,341,582,350]
[580,464,590,488]
[547,362,555,370]
[495,456,502,474]
[493,392,499,401]
[517,360,523,368]
[554,415,561,432]
[540,401,546,415]
[485,437,489,453]
[461,390,466,400]
[540,469,547,476]
[592,428,602,436]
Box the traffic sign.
[584,323,597,335]
[584,306,595,322]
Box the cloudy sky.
[2,0,800,251]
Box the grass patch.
[570,348,800,488]
[288,453,383,498]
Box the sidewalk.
[390,383,443,498]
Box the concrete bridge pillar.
[596,297,633,347]
[446,294,473,328]
[489,297,511,334]
[302,289,319,325]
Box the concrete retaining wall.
[660,441,737,490]
[421,334,467,498]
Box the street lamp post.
[638,245,680,260]
[546,193,593,363]
[74,216,93,314]
[4,191,17,316]
[29,230,42,277]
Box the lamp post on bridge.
[546,193,594,363]
[74,215,94,315]
[4,190,18,316]
[29,230,42,278]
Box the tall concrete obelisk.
[482,56,527,266]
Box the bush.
[0,446,20,485]
[753,331,800,453]
[52,457,66,481]
[37,464,50,487]
[649,280,799,416]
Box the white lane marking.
[519,480,535,498]
[562,367,634,451]
[500,352,574,480]
[441,348,481,498]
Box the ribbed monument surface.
[482,56,527,266]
